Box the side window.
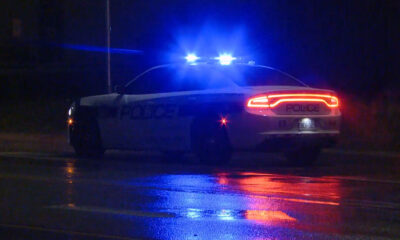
[125,66,236,94]
[126,68,174,94]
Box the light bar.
[215,54,236,65]
[185,54,199,63]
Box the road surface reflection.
[61,167,345,238]
[216,172,343,232]
[64,161,76,208]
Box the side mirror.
[114,85,125,94]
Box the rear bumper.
[226,112,340,151]
[254,134,338,152]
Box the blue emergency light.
[185,53,238,65]
[215,54,236,65]
[185,54,199,63]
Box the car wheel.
[73,118,104,158]
[192,117,232,165]
[285,146,321,167]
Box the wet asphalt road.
[0,151,399,239]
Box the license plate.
[286,104,320,113]
[299,118,315,131]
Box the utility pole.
[106,0,111,93]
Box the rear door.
[122,67,189,150]
[122,65,240,151]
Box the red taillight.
[247,96,269,108]
[247,94,339,108]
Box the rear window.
[125,66,236,94]
[219,66,304,87]
[125,65,303,94]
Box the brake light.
[247,94,339,108]
[247,96,269,108]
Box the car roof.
[125,63,308,88]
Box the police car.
[67,54,340,166]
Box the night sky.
[104,0,399,97]
[1,0,399,99]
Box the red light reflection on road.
[217,172,229,185]
[236,172,341,203]
[245,210,296,222]
[268,196,339,206]
[216,172,343,229]
[64,161,76,207]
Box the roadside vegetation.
[339,93,400,151]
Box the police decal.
[120,104,178,119]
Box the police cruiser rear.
[67,55,340,166]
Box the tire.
[73,118,105,158]
[192,117,232,165]
[285,146,321,167]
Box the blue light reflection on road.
[119,172,343,239]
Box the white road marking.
[47,204,175,218]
